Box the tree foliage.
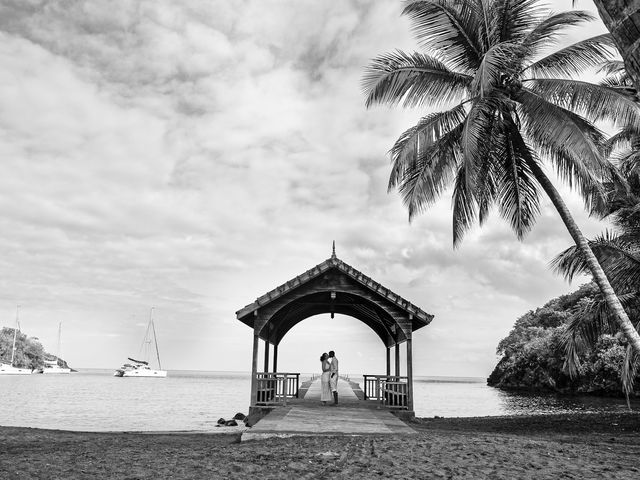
[363,0,640,358]
[0,327,68,370]
[488,283,640,395]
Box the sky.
[0,0,612,377]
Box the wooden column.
[263,339,270,372]
[395,342,400,376]
[273,343,278,373]
[406,333,414,411]
[386,346,391,377]
[250,332,259,406]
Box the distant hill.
[488,283,640,396]
[0,327,72,371]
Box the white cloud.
[0,0,611,379]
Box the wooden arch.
[237,247,434,412]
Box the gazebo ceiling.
[261,291,399,345]
[236,251,434,347]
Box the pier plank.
[242,378,416,441]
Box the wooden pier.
[236,246,434,436]
[242,377,416,441]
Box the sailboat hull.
[115,308,166,378]
[0,363,32,375]
[42,366,71,374]
[122,368,167,377]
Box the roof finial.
[331,240,336,258]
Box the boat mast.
[10,305,19,366]
[56,321,62,363]
[150,307,162,370]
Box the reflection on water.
[1,371,636,431]
[413,376,638,418]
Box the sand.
[2,412,640,479]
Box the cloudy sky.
[0,0,610,377]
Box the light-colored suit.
[329,356,339,392]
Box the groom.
[328,350,339,405]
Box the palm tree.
[552,170,640,396]
[589,0,640,92]
[362,0,640,353]
[551,62,640,394]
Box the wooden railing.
[254,372,300,406]
[362,375,408,409]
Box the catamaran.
[114,307,167,378]
[42,321,71,374]
[0,306,33,375]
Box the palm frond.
[472,42,524,97]
[550,230,640,282]
[516,88,608,208]
[604,126,640,153]
[396,129,463,220]
[549,230,616,282]
[460,97,502,192]
[550,243,586,281]
[525,34,617,79]
[618,151,640,179]
[362,50,471,108]
[388,104,468,190]
[451,163,477,246]
[598,60,634,89]
[495,124,542,239]
[474,142,500,226]
[522,10,596,58]
[488,0,545,45]
[389,107,467,218]
[525,78,640,130]
[621,343,640,401]
[402,0,484,72]
[561,297,614,377]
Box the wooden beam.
[263,339,270,372]
[395,342,400,376]
[273,343,278,373]
[386,346,391,377]
[407,334,414,411]
[250,333,259,407]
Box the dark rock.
[233,412,246,421]
[225,419,238,427]
[217,418,226,425]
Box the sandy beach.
[2,412,640,479]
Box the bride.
[320,352,332,405]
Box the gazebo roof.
[236,249,433,344]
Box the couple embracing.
[319,350,339,406]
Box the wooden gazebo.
[236,244,433,414]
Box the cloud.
[0,0,609,377]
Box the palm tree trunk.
[529,160,640,354]
[592,0,640,92]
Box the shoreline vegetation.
[0,327,71,372]
[488,283,640,397]
[2,412,640,479]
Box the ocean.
[0,370,636,432]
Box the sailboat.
[0,305,33,375]
[42,321,71,374]
[114,307,167,378]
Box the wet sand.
[2,412,640,479]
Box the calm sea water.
[0,370,636,432]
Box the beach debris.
[217,418,226,425]
[315,451,340,458]
[233,412,247,421]
[225,419,238,426]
